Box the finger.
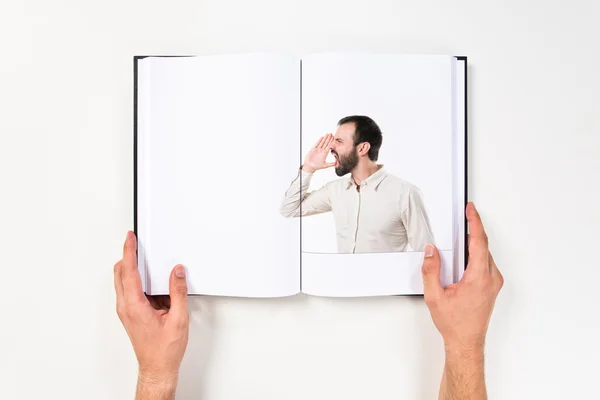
[467,202,487,243]
[114,261,124,302]
[318,134,327,149]
[324,162,336,168]
[324,134,333,149]
[421,244,444,304]
[465,202,490,277]
[323,133,334,149]
[314,136,325,149]
[168,265,189,323]
[328,134,336,149]
[121,231,145,304]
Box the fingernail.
[175,265,186,278]
[127,231,134,241]
[424,244,435,258]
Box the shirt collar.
[345,165,388,191]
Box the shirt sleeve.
[400,186,435,251]
[279,169,332,218]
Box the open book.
[134,53,467,297]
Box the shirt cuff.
[300,168,314,180]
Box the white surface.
[301,54,454,253]
[0,1,599,399]
[302,250,454,296]
[137,55,301,296]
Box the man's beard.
[333,147,359,176]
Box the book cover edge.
[456,56,468,273]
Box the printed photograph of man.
[280,115,435,254]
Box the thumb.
[325,162,336,168]
[421,244,443,300]
[169,265,188,319]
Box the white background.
[301,54,453,253]
[1,1,599,399]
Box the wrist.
[137,368,179,397]
[443,340,487,399]
[301,164,316,173]
[444,341,484,364]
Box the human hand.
[114,231,189,396]
[302,133,337,173]
[422,202,503,354]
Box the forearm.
[438,367,447,400]
[280,168,329,217]
[440,346,486,400]
[279,170,306,218]
[136,373,178,400]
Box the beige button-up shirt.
[280,165,435,253]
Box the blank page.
[136,54,301,297]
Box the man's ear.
[358,142,371,157]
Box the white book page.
[453,58,467,282]
[137,54,301,297]
[299,53,455,296]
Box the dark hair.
[337,115,383,161]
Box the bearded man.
[280,115,436,254]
